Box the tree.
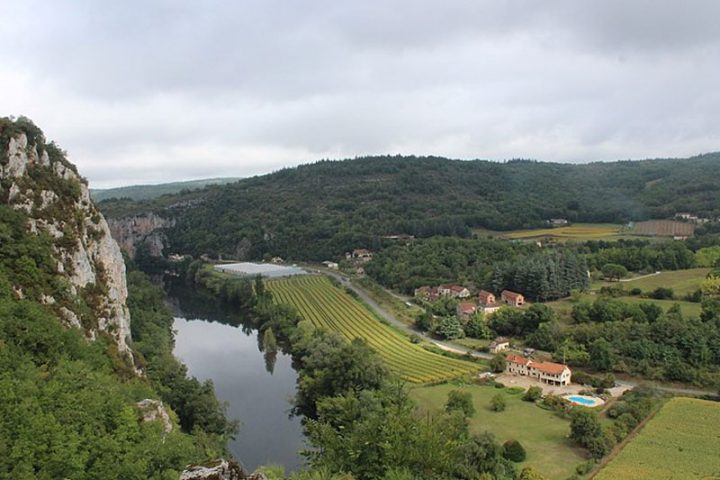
[701,275,720,297]
[489,354,507,373]
[502,439,526,462]
[415,311,434,332]
[589,338,614,371]
[490,394,506,412]
[445,390,475,418]
[465,313,492,339]
[602,263,628,281]
[570,408,602,447]
[522,386,542,402]
[518,466,548,480]
[433,316,465,340]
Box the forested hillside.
[91,177,242,202]
[99,154,720,261]
[0,118,234,478]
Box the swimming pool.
[564,395,604,407]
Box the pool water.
[565,395,602,407]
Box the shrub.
[490,393,506,412]
[650,287,674,300]
[629,287,643,296]
[522,386,543,402]
[502,439,526,462]
[445,390,475,418]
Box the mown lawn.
[595,397,720,480]
[411,383,588,479]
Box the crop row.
[268,275,479,383]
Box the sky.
[1,0,719,188]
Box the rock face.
[107,212,174,258]
[179,459,269,480]
[137,398,173,434]
[1,131,133,359]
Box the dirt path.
[618,271,661,282]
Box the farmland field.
[595,397,720,480]
[629,220,694,237]
[267,275,480,383]
[412,383,587,480]
[501,223,624,240]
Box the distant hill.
[91,177,242,201]
[97,153,720,261]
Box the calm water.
[169,287,305,472]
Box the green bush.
[522,386,543,402]
[502,439,526,462]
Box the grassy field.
[547,294,703,323]
[267,275,480,383]
[411,383,587,479]
[595,397,720,480]
[593,268,710,296]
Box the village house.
[322,261,339,269]
[478,290,496,305]
[489,337,510,354]
[548,218,568,226]
[478,289,502,314]
[501,290,525,307]
[438,284,471,298]
[456,302,477,319]
[505,354,571,386]
[350,249,373,262]
[270,256,285,264]
[414,286,440,301]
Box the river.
[168,286,305,472]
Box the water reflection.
[168,284,305,472]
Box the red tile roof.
[506,354,530,366]
[478,290,495,302]
[457,302,476,314]
[501,290,524,300]
[530,361,568,375]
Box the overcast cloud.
[1,0,719,188]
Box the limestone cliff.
[107,212,174,258]
[0,121,133,359]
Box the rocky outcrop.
[107,212,174,258]
[179,459,269,480]
[1,131,134,360]
[137,399,173,434]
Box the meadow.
[267,275,480,383]
[592,268,710,296]
[411,383,587,479]
[595,397,720,480]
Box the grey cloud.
[0,0,718,188]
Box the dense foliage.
[0,257,231,479]
[491,250,589,301]
[99,153,720,261]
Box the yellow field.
[595,398,720,480]
[503,223,622,240]
[267,275,480,383]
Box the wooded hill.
[98,153,720,261]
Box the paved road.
[314,269,493,360]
